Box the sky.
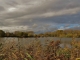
[0,0,80,33]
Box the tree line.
[0,30,34,37]
[0,30,80,38]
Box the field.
[0,38,80,60]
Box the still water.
[0,37,80,48]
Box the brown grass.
[0,38,80,60]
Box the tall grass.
[0,38,80,60]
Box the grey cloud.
[0,0,80,19]
[0,0,80,32]
[0,6,5,11]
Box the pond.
[0,37,80,48]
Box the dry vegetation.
[0,38,80,60]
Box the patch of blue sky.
[57,24,80,30]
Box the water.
[0,37,80,48]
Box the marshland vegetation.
[0,30,80,60]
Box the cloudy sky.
[0,0,80,32]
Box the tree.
[0,30,5,37]
[14,31,24,37]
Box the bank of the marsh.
[0,37,80,60]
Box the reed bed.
[0,38,80,60]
